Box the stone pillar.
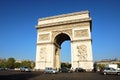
[35,43,55,70]
[71,39,93,71]
[54,47,60,70]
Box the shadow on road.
[0,71,42,80]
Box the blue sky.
[0,0,120,62]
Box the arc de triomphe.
[35,11,93,71]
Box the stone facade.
[35,11,93,71]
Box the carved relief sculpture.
[74,29,89,38]
[77,45,87,60]
[39,47,46,60]
[39,34,50,41]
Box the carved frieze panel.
[39,33,50,41]
[39,47,47,61]
[74,29,89,38]
[77,45,87,60]
[37,22,90,32]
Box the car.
[101,67,120,75]
[75,67,86,72]
[59,67,70,73]
[0,68,8,71]
[20,66,31,72]
[44,67,58,74]
[0,68,5,71]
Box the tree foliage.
[0,58,35,69]
[14,62,21,68]
[117,63,120,68]
[7,57,15,69]
[61,62,71,68]
[21,60,35,68]
[97,64,105,70]
[0,58,7,68]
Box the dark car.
[0,68,5,71]
[75,68,86,72]
[60,67,70,73]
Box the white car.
[102,67,120,75]
[20,66,31,72]
[44,67,58,74]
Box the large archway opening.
[54,33,71,69]
[61,41,71,63]
[61,41,71,68]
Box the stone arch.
[52,29,72,43]
[53,33,71,69]
[54,33,71,46]
[35,11,93,71]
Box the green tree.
[97,64,105,70]
[61,62,71,68]
[117,63,120,68]
[0,58,7,68]
[14,62,21,68]
[61,63,66,68]
[21,60,32,68]
[30,61,35,69]
[7,57,15,69]
[0,58,35,69]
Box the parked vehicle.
[59,67,70,73]
[44,67,58,74]
[0,68,8,71]
[20,66,31,72]
[0,68,5,71]
[105,64,118,70]
[101,67,120,75]
[75,67,86,72]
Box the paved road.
[0,71,120,80]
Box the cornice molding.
[71,39,92,42]
[39,11,89,21]
[73,60,93,62]
[36,42,53,45]
[36,18,91,29]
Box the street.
[0,70,120,80]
